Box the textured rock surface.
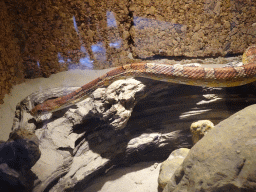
[0,1,23,103]
[158,148,190,190]
[131,0,256,58]
[190,120,214,144]
[164,104,256,192]
[10,77,256,191]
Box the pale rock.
[158,148,190,190]
[190,120,214,144]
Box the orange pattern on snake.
[30,45,256,116]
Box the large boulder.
[164,104,256,192]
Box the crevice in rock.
[127,0,136,58]
[236,158,246,176]
[174,169,185,185]
[57,147,73,155]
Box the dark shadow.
[139,53,241,61]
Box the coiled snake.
[31,45,256,116]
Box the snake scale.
[30,45,256,116]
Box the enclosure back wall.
[0,0,255,103]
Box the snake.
[30,45,256,116]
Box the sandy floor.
[83,162,161,192]
[0,68,112,141]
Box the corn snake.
[31,45,256,116]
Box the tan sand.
[83,162,161,192]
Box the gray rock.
[8,128,41,169]
[0,128,40,192]
[163,104,256,192]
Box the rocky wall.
[0,1,23,104]
[131,0,256,58]
[1,0,256,103]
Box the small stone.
[190,120,214,144]
[128,52,134,59]
[122,31,130,40]
[146,6,156,15]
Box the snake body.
[31,45,256,116]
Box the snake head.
[30,99,58,116]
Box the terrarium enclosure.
[0,0,256,192]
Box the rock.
[158,148,190,190]
[163,104,256,192]
[8,128,41,169]
[91,78,146,130]
[0,128,40,192]
[190,120,214,144]
[242,44,256,64]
